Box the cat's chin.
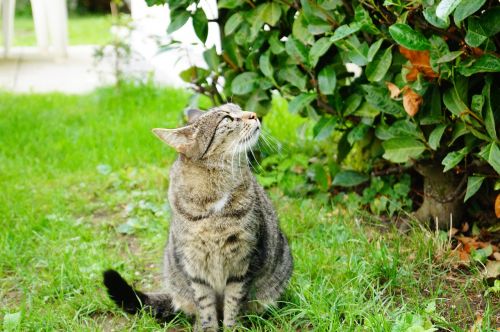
[238,126,260,150]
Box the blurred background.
[0,0,219,92]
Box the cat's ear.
[152,126,197,155]
[184,109,204,124]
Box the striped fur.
[103,104,293,331]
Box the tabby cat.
[103,103,293,331]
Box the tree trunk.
[413,162,466,230]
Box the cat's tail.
[103,269,175,320]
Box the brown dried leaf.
[495,194,500,218]
[493,252,500,261]
[456,236,492,253]
[399,46,439,81]
[484,260,500,279]
[469,314,483,332]
[402,87,422,117]
[385,82,401,99]
[450,227,460,236]
[461,222,469,233]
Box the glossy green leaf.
[365,46,392,82]
[428,124,447,150]
[352,102,380,118]
[482,76,496,140]
[479,7,500,36]
[309,37,333,67]
[465,17,487,47]
[347,123,370,145]
[338,36,370,66]
[293,12,315,45]
[258,2,282,26]
[436,50,463,64]
[388,23,431,51]
[192,8,208,43]
[343,94,363,116]
[167,10,190,34]
[279,67,307,90]
[423,6,450,29]
[269,31,285,54]
[362,85,404,115]
[457,54,500,76]
[222,38,243,67]
[471,94,484,113]
[203,46,219,72]
[464,176,485,202]
[332,170,369,187]
[479,143,500,174]
[337,132,351,164]
[367,39,383,62]
[454,0,486,25]
[224,13,244,35]
[289,93,317,114]
[231,72,259,95]
[179,66,209,83]
[285,37,309,65]
[259,51,273,78]
[387,120,422,139]
[449,122,468,146]
[442,146,469,172]
[436,0,462,20]
[313,117,336,140]
[354,5,380,35]
[318,66,337,95]
[443,85,469,116]
[331,24,361,42]
[218,0,245,9]
[382,137,426,163]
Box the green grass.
[3,15,113,46]
[0,85,498,331]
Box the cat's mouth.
[240,126,260,145]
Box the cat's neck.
[179,154,251,174]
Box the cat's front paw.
[222,319,244,331]
[193,320,218,332]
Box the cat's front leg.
[223,280,247,328]
[191,280,218,331]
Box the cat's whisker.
[261,130,283,149]
[261,130,287,154]
[248,143,262,174]
[259,133,279,155]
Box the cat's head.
[152,103,260,160]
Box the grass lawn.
[0,85,498,331]
[3,15,113,46]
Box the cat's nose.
[242,112,257,120]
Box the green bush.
[151,0,499,216]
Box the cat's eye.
[222,115,233,122]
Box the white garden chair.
[1,0,68,57]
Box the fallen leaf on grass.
[403,88,423,117]
[457,236,498,253]
[469,314,483,332]
[484,260,500,280]
[399,46,439,81]
[452,235,499,265]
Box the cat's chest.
[180,220,256,290]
